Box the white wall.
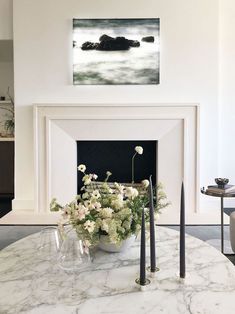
[13,0,219,216]
[0,0,13,39]
[219,0,235,186]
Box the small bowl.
[215,178,229,188]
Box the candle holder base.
[147,266,160,278]
[135,278,151,291]
[175,272,190,283]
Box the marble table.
[1,227,235,314]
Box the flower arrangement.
[51,146,170,247]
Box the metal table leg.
[221,197,224,254]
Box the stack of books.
[207,184,235,194]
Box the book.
[207,184,235,193]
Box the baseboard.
[12,199,35,211]
[0,211,61,225]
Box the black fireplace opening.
[77,140,157,193]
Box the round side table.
[201,188,235,254]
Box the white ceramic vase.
[98,235,135,253]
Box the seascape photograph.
[73,18,160,85]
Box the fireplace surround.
[32,103,199,224]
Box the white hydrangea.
[100,207,113,218]
[101,219,110,233]
[111,194,124,209]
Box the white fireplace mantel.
[0,103,210,225]
[30,103,199,224]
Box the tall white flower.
[78,164,86,173]
[142,179,149,188]
[84,220,96,233]
[135,146,143,155]
[132,146,144,183]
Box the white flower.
[82,192,89,200]
[100,207,113,218]
[135,146,143,155]
[93,202,102,211]
[114,182,125,194]
[106,171,112,177]
[84,220,96,233]
[101,219,110,233]
[62,205,71,219]
[91,190,101,199]
[125,187,139,199]
[78,164,86,173]
[142,179,149,188]
[92,174,98,180]
[84,200,91,207]
[111,194,123,209]
[77,205,89,220]
[84,178,91,185]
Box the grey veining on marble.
[0,227,235,314]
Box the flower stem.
[132,152,137,183]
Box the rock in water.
[128,40,140,47]
[98,37,130,51]
[99,34,114,42]
[81,41,99,50]
[81,34,141,51]
[141,36,155,43]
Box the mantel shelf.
[0,138,14,142]
[0,101,12,104]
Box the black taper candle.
[149,175,156,272]
[180,182,186,278]
[140,208,146,285]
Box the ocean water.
[73,19,160,85]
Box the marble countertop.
[0,227,235,314]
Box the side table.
[201,188,235,254]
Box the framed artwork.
[73,18,160,85]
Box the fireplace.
[32,103,199,224]
[77,140,157,192]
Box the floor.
[0,224,234,264]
